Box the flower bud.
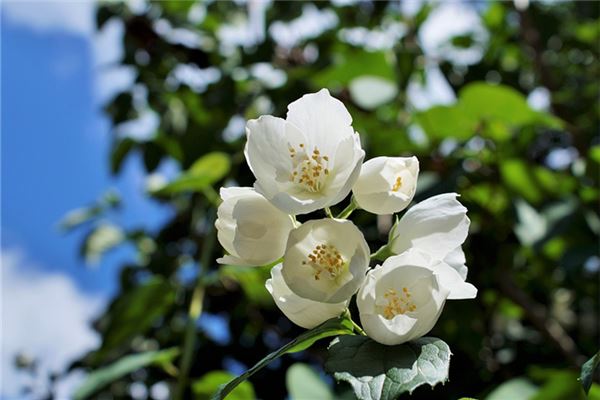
[215,187,293,266]
[352,156,419,215]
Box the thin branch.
[497,264,585,367]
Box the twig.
[497,264,585,367]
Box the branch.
[497,264,585,367]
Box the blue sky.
[1,2,172,397]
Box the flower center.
[391,176,403,192]
[302,243,345,280]
[381,288,416,319]
[288,143,330,192]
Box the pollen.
[381,288,416,319]
[288,143,331,192]
[302,243,345,281]
[391,176,403,192]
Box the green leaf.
[193,371,255,400]
[59,191,121,232]
[313,50,395,89]
[349,76,398,110]
[74,348,179,400]
[286,363,334,400]
[415,105,477,140]
[98,277,176,356]
[110,137,137,175]
[220,264,274,306]
[325,336,451,400]
[589,146,600,164]
[212,316,354,400]
[80,223,125,264]
[459,83,535,126]
[485,378,538,400]
[500,159,543,204]
[154,152,230,195]
[581,351,600,395]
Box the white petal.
[360,313,417,345]
[390,193,469,260]
[324,134,365,206]
[444,246,469,280]
[286,89,354,154]
[266,264,348,329]
[429,260,477,300]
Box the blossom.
[389,193,477,299]
[215,187,294,266]
[266,264,348,329]
[244,89,365,215]
[357,249,450,345]
[352,156,419,215]
[280,218,370,304]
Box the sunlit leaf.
[325,336,451,400]
[415,105,477,140]
[313,50,395,89]
[459,83,535,126]
[500,160,543,204]
[153,152,230,195]
[74,348,179,400]
[193,371,255,400]
[486,378,539,400]
[286,363,334,400]
[81,223,125,264]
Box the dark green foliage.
[60,1,599,399]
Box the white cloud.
[3,0,136,104]
[2,0,95,36]
[1,248,104,398]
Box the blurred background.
[1,0,598,399]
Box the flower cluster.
[216,89,477,346]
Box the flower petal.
[390,193,469,260]
[286,89,354,154]
[266,264,348,329]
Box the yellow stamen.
[302,243,346,280]
[391,176,402,192]
[381,288,416,319]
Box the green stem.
[344,309,367,336]
[175,210,216,400]
[324,207,334,218]
[336,198,358,219]
[370,245,392,262]
[351,319,367,336]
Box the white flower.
[389,193,477,299]
[245,89,365,215]
[357,249,450,345]
[266,264,348,329]
[215,187,294,266]
[352,156,419,215]
[281,218,370,304]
